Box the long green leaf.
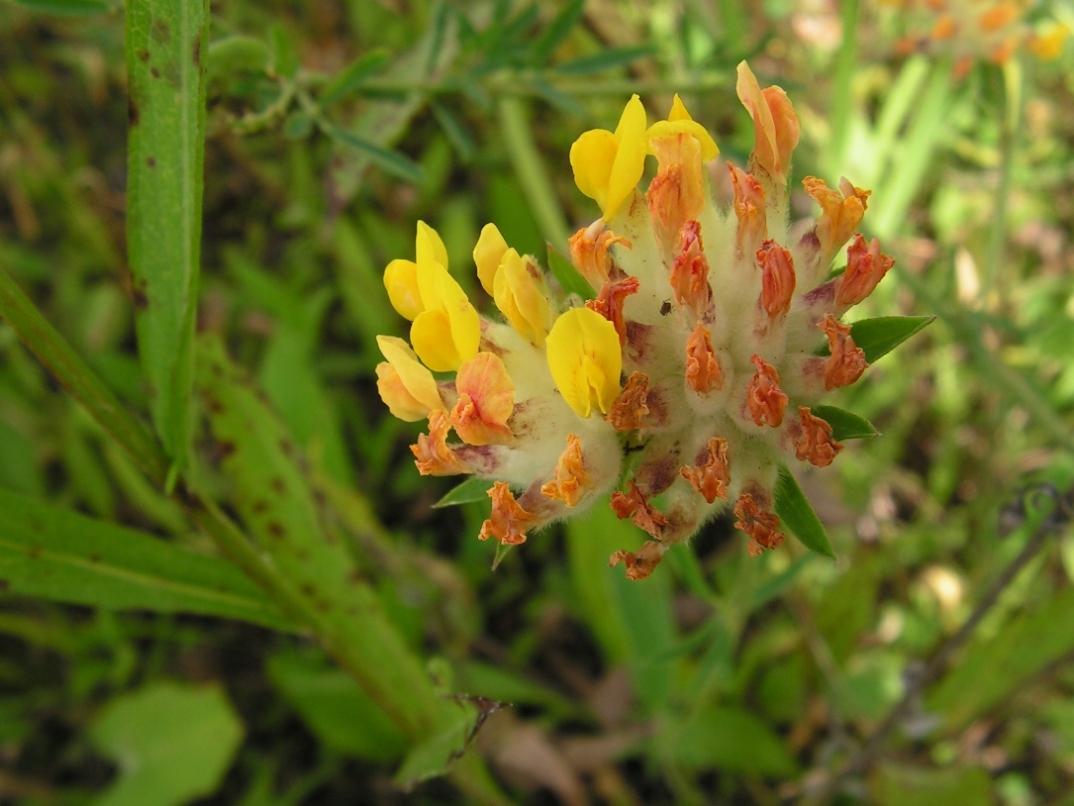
[126,0,209,480]
[554,44,656,75]
[774,465,835,559]
[319,49,391,107]
[196,337,448,741]
[529,0,585,65]
[433,477,493,508]
[0,487,293,630]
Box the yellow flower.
[545,307,622,418]
[383,222,481,372]
[493,249,551,346]
[375,336,444,421]
[646,94,719,161]
[570,94,648,221]
[473,223,509,296]
[383,221,449,320]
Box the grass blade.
[774,465,835,559]
[126,0,209,481]
[0,487,293,629]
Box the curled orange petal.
[803,176,871,261]
[685,324,722,394]
[729,164,767,255]
[736,62,800,185]
[647,132,705,254]
[478,481,538,545]
[680,438,731,504]
[734,493,784,555]
[670,220,713,315]
[746,354,788,428]
[837,234,895,307]
[586,274,640,347]
[606,371,650,431]
[756,240,796,319]
[821,315,868,390]
[794,407,844,467]
[450,352,515,446]
[568,221,631,289]
[411,410,473,476]
[610,481,668,539]
[540,433,592,507]
[609,540,667,580]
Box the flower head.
[375,62,904,578]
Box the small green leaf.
[328,125,425,184]
[810,405,880,440]
[0,487,293,630]
[529,0,585,64]
[547,244,596,300]
[433,476,493,508]
[554,44,656,75]
[430,99,476,162]
[90,683,244,806]
[268,23,298,78]
[206,35,269,78]
[667,705,799,776]
[319,49,390,107]
[851,315,935,362]
[283,111,313,140]
[394,698,501,791]
[774,465,835,559]
[13,0,109,13]
[816,315,934,363]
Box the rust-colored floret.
[729,164,767,255]
[540,433,591,507]
[586,274,640,347]
[680,438,731,503]
[757,240,796,319]
[609,540,666,581]
[685,324,722,394]
[648,133,706,254]
[610,482,668,539]
[478,482,538,545]
[670,220,713,315]
[837,235,895,307]
[411,410,473,476]
[568,222,630,289]
[746,354,788,427]
[794,407,843,467]
[606,371,650,431]
[734,493,784,556]
[821,315,867,390]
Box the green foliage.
[2,0,1074,803]
[90,682,245,806]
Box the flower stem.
[497,95,572,250]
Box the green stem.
[497,96,572,250]
[982,59,1021,299]
[827,0,860,176]
[0,267,169,486]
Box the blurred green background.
[2,0,1074,803]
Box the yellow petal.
[647,95,719,161]
[570,128,618,213]
[375,335,444,419]
[411,309,461,372]
[415,220,449,270]
[668,93,691,122]
[605,94,648,221]
[473,223,509,296]
[383,259,423,320]
[546,307,622,418]
[493,250,551,346]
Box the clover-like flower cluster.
[375,62,897,579]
